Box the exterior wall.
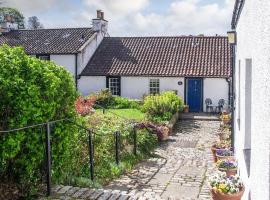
[77,32,104,74]
[50,54,76,76]
[234,1,270,200]
[78,76,106,96]
[203,78,229,112]
[121,76,185,100]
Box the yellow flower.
[219,184,227,190]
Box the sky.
[3,0,235,36]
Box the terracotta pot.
[216,154,235,162]
[211,145,218,163]
[218,168,237,177]
[183,106,189,113]
[211,187,245,200]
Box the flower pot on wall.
[211,187,245,200]
[218,168,237,177]
[211,145,218,162]
[183,105,189,113]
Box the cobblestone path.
[52,120,219,200]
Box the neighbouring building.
[0,10,108,88]
[0,10,232,112]
[231,0,270,200]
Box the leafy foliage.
[0,45,79,197]
[142,91,184,122]
[27,16,44,29]
[85,112,157,184]
[92,89,140,109]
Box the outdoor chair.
[216,99,225,113]
[205,98,214,112]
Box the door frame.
[184,77,204,112]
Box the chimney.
[0,14,18,33]
[92,10,108,34]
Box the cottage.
[0,10,232,113]
[231,0,270,199]
[79,36,232,112]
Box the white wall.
[203,78,229,112]
[121,76,185,100]
[77,32,104,74]
[50,54,76,76]
[78,76,106,96]
[235,1,270,200]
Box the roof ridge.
[13,27,93,31]
[105,35,228,39]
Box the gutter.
[75,53,78,90]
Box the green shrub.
[0,45,80,197]
[142,91,184,122]
[92,89,140,109]
[85,113,157,184]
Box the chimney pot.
[97,10,102,19]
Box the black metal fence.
[0,113,139,197]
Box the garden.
[0,45,184,199]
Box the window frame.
[149,78,160,95]
[106,76,121,96]
[36,54,50,61]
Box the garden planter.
[216,154,235,162]
[183,106,189,113]
[218,168,237,177]
[211,145,219,162]
[211,187,245,200]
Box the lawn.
[96,108,146,121]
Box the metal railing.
[0,115,139,196]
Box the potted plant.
[211,140,231,162]
[209,172,244,200]
[216,149,235,161]
[220,113,231,124]
[183,105,189,113]
[216,160,238,177]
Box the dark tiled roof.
[0,28,95,54]
[81,36,231,77]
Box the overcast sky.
[3,0,235,36]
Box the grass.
[96,108,146,121]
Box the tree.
[0,7,25,28]
[27,16,44,29]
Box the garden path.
[51,119,219,200]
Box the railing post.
[114,131,120,165]
[133,126,137,156]
[88,130,94,181]
[45,122,51,196]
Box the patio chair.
[216,99,225,113]
[205,98,214,112]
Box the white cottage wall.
[203,78,229,112]
[50,54,76,76]
[121,76,185,100]
[235,0,270,200]
[78,76,106,96]
[77,33,104,74]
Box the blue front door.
[187,78,203,112]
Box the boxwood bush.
[142,91,184,122]
[0,45,80,197]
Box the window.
[36,54,50,60]
[149,79,160,95]
[107,77,121,96]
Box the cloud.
[2,0,235,36]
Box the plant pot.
[218,168,237,177]
[211,145,218,163]
[211,187,245,200]
[216,154,235,162]
[222,118,231,124]
[183,106,189,113]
